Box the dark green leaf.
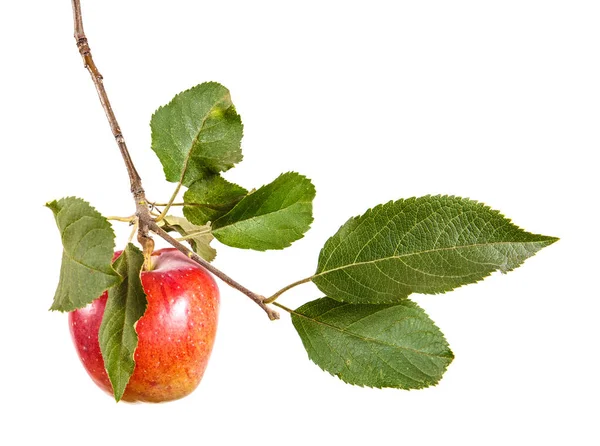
[98,244,148,402]
[183,175,247,226]
[160,215,217,262]
[151,82,243,186]
[291,297,453,389]
[46,197,121,312]
[314,195,558,304]
[212,172,315,251]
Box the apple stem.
[69,0,279,321]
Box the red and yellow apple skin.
[68,248,220,403]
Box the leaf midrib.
[213,198,311,231]
[184,198,244,212]
[63,250,116,278]
[316,238,554,279]
[102,249,146,400]
[177,91,230,184]
[292,304,451,360]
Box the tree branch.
[150,223,279,320]
[71,0,153,266]
[71,0,142,197]
[69,0,278,321]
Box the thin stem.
[151,202,185,207]
[71,0,143,198]
[271,302,293,314]
[152,201,236,211]
[155,182,183,223]
[71,0,153,259]
[70,0,278,320]
[128,219,139,244]
[264,276,313,303]
[107,215,136,222]
[151,223,280,321]
[175,229,211,241]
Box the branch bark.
[151,224,280,320]
[69,0,279,320]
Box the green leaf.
[98,244,148,402]
[291,297,453,389]
[46,197,121,312]
[314,195,558,304]
[150,82,243,186]
[160,215,217,262]
[183,175,247,226]
[212,172,316,251]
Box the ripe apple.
[68,248,220,402]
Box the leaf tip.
[45,199,58,212]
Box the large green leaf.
[98,244,148,402]
[150,82,243,186]
[46,197,121,312]
[183,175,247,226]
[291,297,453,389]
[314,196,558,304]
[160,215,217,262]
[212,172,315,251]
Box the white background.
[1,1,598,444]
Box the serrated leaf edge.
[46,196,121,312]
[98,245,147,402]
[314,194,558,303]
[291,298,454,390]
[46,196,119,274]
[150,82,243,184]
[212,172,316,250]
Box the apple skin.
[69,248,220,403]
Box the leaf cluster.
[151,82,316,254]
[291,196,556,388]
[47,82,558,398]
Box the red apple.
[68,248,219,403]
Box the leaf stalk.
[264,277,313,303]
[271,301,293,314]
[154,182,183,223]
